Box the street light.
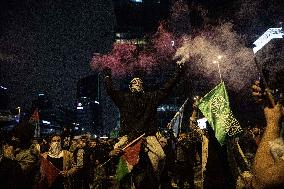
[16,106,21,115]
[212,55,223,80]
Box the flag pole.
[98,133,145,168]
[217,61,222,81]
[213,55,223,82]
[253,56,275,107]
[122,133,145,150]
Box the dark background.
[0,0,283,134]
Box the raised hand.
[109,147,123,157]
[252,80,265,104]
[251,80,275,107]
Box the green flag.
[198,81,242,145]
[116,157,130,182]
[115,138,142,182]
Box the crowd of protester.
[1,104,281,189]
[0,124,119,189]
[0,67,283,189]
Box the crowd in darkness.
[0,101,279,189]
[0,68,283,189]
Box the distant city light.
[38,93,44,96]
[94,100,100,104]
[130,0,143,3]
[77,106,84,110]
[42,120,51,124]
[74,127,79,130]
[0,85,7,90]
[157,105,179,112]
[157,106,166,111]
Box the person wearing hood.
[38,133,78,189]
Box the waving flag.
[198,82,242,145]
[116,138,143,181]
[29,108,40,137]
[167,98,189,137]
[38,156,60,188]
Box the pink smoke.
[152,24,178,64]
[91,24,179,77]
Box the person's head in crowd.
[158,137,168,148]
[77,136,88,149]
[68,137,79,152]
[1,138,15,159]
[39,138,49,153]
[48,133,62,157]
[63,125,71,133]
[178,132,187,142]
[89,138,98,149]
[12,116,34,150]
[30,138,41,155]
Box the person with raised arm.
[103,62,185,189]
[251,69,284,189]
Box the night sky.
[0,0,115,110]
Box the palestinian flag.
[29,108,39,123]
[116,138,142,181]
[29,108,40,137]
[38,156,60,188]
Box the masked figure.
[104,65,184,189]
[38,134,78,189]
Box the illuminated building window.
[115,38,147,45]
[130,0,143,3]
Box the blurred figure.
[13,119,40,189]
[69,137,79,153]
[0,138,24,189]
[104,63,184,189]
[73,136,91,189]
[175,133,196,189]
[157,135,175,189]
[251,76,284,189]
[252,104,284,189]
[89,138,108,189]
[31,138,41,157]
[38,134,78,189]
[40,138,50,153]
[62,126,73,150]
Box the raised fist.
[252,80,276,107]
[109,147,123,157]
[251,80,264,104]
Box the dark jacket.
[104,66,183,140]
[0,156,24,189]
